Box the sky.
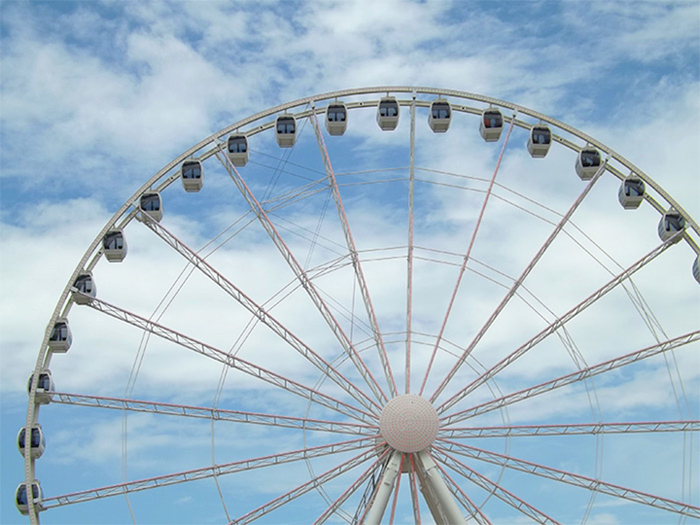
[1,1,699,524]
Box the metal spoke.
[420,114,516,396]
[50,392,379,436]
[441,330,700,426]
[433,447,558,524]
[406,92,416,395]
[440,420,700,439]
[215,146,389,404]
[413,450,467,524]
[438,438,700,518]
[314,450,390,524]
[310,111,398,398]
[139,213,381,414]
[75,291,377,424]
[43,437,375,508]
[230,445,380,525]
[430,162,608,404]
[437,236,680,416]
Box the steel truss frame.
[23,86,699,525]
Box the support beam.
[363,450,403,525]
[414,450,467,525]
[314,451,389,524]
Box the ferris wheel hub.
[379,394,439,453]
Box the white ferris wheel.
[19,87,700,524]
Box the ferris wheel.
[19,87,700,524]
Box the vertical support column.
[414,450,467,525]
[363,450,403,524]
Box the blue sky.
[1,1,699,524]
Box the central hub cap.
[379,394,439,453]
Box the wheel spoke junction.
[22,87,698,524]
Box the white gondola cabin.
[527,125,552,158]
[377,97,399,131]
[103,230,127,262]
[140,192,163,222]
[227,134,249,166]
[658,208,686,243]
[18,426,45,459]
[693,255,700,285]
[48,318,72,353]
[480,108,503,142]
[27,371,54,405]
[618,176,645,209]
[181,159,203,192]
[575,147,602,180]
[428,100,451,133]
[72,271,96,305]
[326,103,347,136]
[16,481,43,516]
[276,115,297,147]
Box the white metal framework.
[22,87,699,524]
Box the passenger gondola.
[658,208,686,243]
[27,371,54,405]
[18,426,45,459]
[15,481,43,516]
[72,271,96,305]
[527,124,552,158]
[276,115,297,147]
[139,192,163,222]
[227,134,249,166]
[103,230,127,262]
[377,97,399,131]
[428,100,451,133]
[181,159,203,192]
[618,176,645,209]
[575,147,602,180]
[479,108,503,142]
[326,103,347,136]
[48,318,71,353]
[693,255,700,285]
